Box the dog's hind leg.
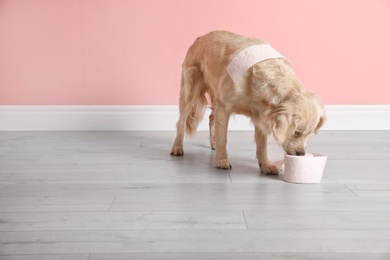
[171,67,207,156]
[208,93,216,150]
[170,106,186,156]
[209,111,216,150]
[171,73,188,156]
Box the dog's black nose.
[295,151,306,156]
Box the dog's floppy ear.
[308,92,326,135]
[314,114,326,135]
[272,115,290,145]
[269,104,299,145]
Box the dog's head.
[268,92,325,156]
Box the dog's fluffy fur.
[170,31,325,174]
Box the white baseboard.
[0,105,389,131]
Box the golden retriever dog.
[170,31,325,174]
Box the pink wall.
[1,0,389,105]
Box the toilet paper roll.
[283,153,327,184]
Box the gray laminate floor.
[0,131,390,260]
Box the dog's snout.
[295,151,306,156]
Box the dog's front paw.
[170,146,184,156]
[214,158,232,169]
[260,163,280,175]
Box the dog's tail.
[177,66,208,137]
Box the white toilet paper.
[226,44,287,85]
[283,153,327,184]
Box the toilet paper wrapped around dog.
[282,153,327,183]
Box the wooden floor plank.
[0,211,246,231]
[88,253,390,260]
[0,255,89,260]
[1,230,390,254]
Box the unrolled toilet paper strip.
[226,44,288,85]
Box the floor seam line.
[344,183,358,197]
[108,196,117,211]
[242,211,249,230]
